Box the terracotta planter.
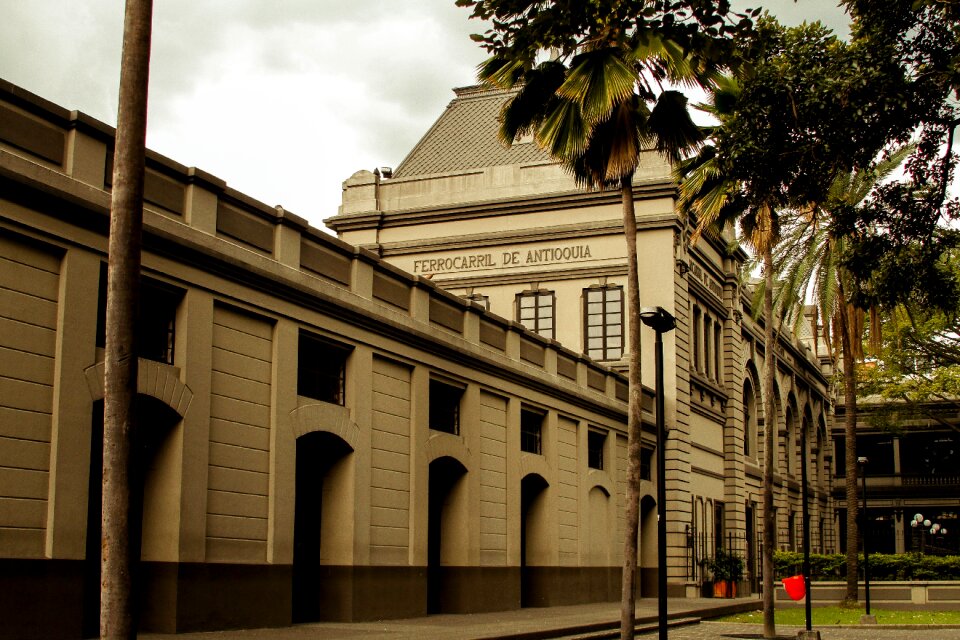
[713,580,738,598]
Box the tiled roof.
[394,86,554,178]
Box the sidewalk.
[139,597,760,640]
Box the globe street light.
[639,306,675,640]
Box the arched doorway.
[639,494,658,596]
[427,456,467,613]
[82,396,181,638]
[292,430,353,622]
[520,473,548,607]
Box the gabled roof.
[393,85,553,178]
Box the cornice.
[326,179,677,232]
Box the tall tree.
[678,16,912,635]
[771,145,913,604]
[102,0,153,638]
[457,2,754,637]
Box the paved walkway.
[138,598,960,640]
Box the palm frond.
[536,97,590,160]
[478,55,528,89]
[570,97,645,188]
[498,60,567,145]
[557,48,637,122]
[647,90,704,162]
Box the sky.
[0,1,851,230]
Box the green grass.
[715,607,960,625]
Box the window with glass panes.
[584,286,623,360]
[520,406,544,454]
[516,290,555,338]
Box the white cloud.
[1,0,851,229]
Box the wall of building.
[329,87,838,597]
[0,79,642,638]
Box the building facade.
[0,80,650,638]
[833,399,960,557]
[328,86,839,596]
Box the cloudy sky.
[1,1,849,229]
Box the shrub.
[707,548,745,582]
[773,551,960,581]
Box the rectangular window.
[714,321,722,381]
[96,264,182,366]
[788,511,797,551]
[429,378,464,435]
[297,332,351,404]
[583,286,624,361]
[520,406,544,454]
[588,428,607,470]
[516,290,555,339]
[834,436,846,476]
[692,305,702,372]
[714,502,726,552]
[703,314,712,378]
[640,446,654,480]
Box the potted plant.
[707,548,744,598]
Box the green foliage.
[774,551,960,581]
[706,548,745,582]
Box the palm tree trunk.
[837,294,860,604]
[761,245,777,639]
[620,176,643,640]
[101,1,153,638]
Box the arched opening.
[427,456,468,613]
[292,430,353,623]
[520,473,549,607]
[82,396,181,638]
[639,494,658,596]
[785,406,796,476]
[585,486,612,566]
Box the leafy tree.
[102,0,153,637]
[679,16,914,634]
[457,1,755,637]
[859,258,960,428]
[772,144,913,605]
[839,0,960,307]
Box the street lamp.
[639,306,675,640]
[858,456,875,624]
[912,513,948,554]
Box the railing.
[686,528,751,584]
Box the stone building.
[328,85,839,596]
[1,79,644,638]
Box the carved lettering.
[413,244,595,274]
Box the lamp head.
[857,456,868,465]
[639,306,676,333]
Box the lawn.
[716,607,960,625]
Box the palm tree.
[677,72,784,640]
[102,0,153,637]
[770,145,913,604]
[480,31,712,640]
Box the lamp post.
[800,423,813,634]
[639,306,675,640]
[858,456,875,624]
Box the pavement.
[136,596,960,640]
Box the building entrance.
[520,473,548,607]
[292,431,352,622]
[427,456,467,613]
[82,396,181,638]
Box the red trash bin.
[782,574,806,601]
